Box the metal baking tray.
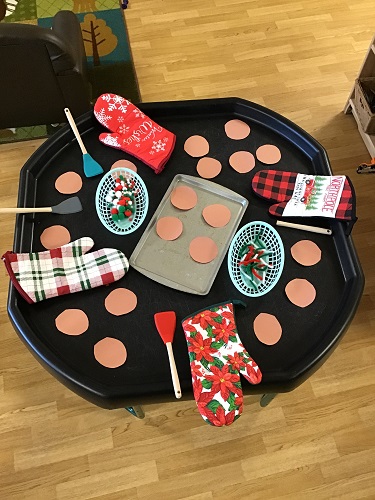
[130,174,248,294]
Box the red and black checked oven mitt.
[252,170,357,233]
[2,237,128,304]
[94,93,176,174]
[182,300,262,427]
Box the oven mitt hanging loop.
[94,93,176,174]
[2,237,129,304]
[251,170,357,234]
[182,300,262,427]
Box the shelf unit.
[344,34,375,157]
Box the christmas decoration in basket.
[95,167,149,235]
[228,221,284,297]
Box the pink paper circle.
[256,144,281,164]
[55,309,89,336]
[94,337,127,368]
[184,135,209,157]
[40,225,71,250]
[229,151,255,173]
[285,279,316,307]
[170,186,198,210]
[196,157,222,179]
[156,216,183,240]
[253,313,282,345]
[224,119,251,140]
[55,172,82,194]
[202,204,231,228]
[291,240,322,266]
[105,288,137,316]
[189,236,218,264]
[111,159,137,172]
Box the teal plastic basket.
[227,221,284,297]
[95,167,149,235]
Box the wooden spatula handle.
[166,342,182,399]
[64,108,87,155]
[0,207,52,214]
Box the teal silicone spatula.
[154,311,182,399]
[64,108,104,178]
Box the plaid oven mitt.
[252,170,357,233]
[182,300,262,427]
[2,237,128,304]
[94,93,176,174]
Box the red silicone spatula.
[154,311,182,399]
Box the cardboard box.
[354,78,375,134]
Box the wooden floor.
[1,0,375,498]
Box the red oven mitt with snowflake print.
[94,93,176,174]
[251,170,357,234]
[182,300,262,427]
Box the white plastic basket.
[227,221,284,297]
[95,167,149,235]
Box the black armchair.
[0,10,92,129]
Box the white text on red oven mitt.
[94,93,176,174]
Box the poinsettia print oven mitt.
[94,93,176,174]
[2,237,128,304]
[182,300,262,427]
[252,170,357,233]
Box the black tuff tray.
[8,98,364,409]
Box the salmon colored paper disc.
[111,159,137,172]
[94,337,127,368]
[202,204,231,228]
[224,119,251,140]
[184,135,209,157]
[40,225,71,250]
[256,144,281,164]
[196,157,222,179]
[229,151,255,173]
[55,171,82,194]
[285,278,316,308]
[55,309,89,336]
[170,185,198,210]
[189,236,218,264]
[156,216,183,240]
[291,240,322,266]
[253,313,282,345]
[105,288,138,316]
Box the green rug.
[0,0,141,143]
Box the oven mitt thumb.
[94,93,176,174]
[2,237,129,304]
[182,300,262,427]
[252,170,357,232]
